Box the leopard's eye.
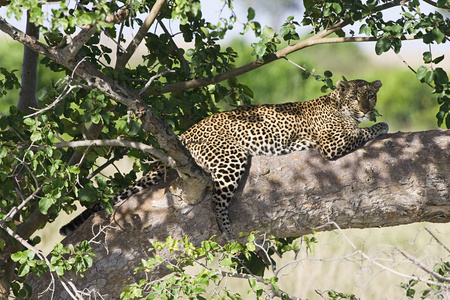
[367,94,376,102]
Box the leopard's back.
[181,101,319,163]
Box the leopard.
[60,79,389,236]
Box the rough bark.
[17,11,39,111]
[28,129,449,299]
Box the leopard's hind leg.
[202,146,249,235]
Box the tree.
[0,0,449,298]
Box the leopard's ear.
[371,80,382,90]
[336,80,350,92]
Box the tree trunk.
[17,11,39,111]
[28,130,449,299]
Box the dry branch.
[28,129,450,298]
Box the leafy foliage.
[401,261,450,299]
[120,233,303,300]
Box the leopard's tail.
[59,163,165,236]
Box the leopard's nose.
[361,107,370,114]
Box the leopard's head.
[335,79,382,122]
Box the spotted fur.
[60,79,388,236]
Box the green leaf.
[23,118,35,126]
[186,48,195,57]
[128,121,141,136]
[221,257,234,267]
[433,55,445,64]
[39,197,53,215]
[0,146,7,159]
[262,26,274,40]
[279,26,290,38]
[332,2,342,13]
[30,131,42,142]
[423,51,432,63]
[446,113,450,129]
[432,28,445,43]
[375,36,391,55]
[434,68,448,85]
[252,42,266,59]
[359,24,371,36]
[79,185,98,203]
[424,70,434,84]
[246,242,256,251]
[18,264,30,277]
[248,277,256,289]
[91,113,101,124]
[436,110,445,127]
[11,251,28,263]
[303,0,314,10]
[247,7,255,21]
[424,28,445,44]
[416,65,428,80]
[68,166,80,174]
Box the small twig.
[24,57,87,119]
[0,184,44,224]
[328,221,450,288]
[395,52,435,89]
[0,112,27,144]
[424,227,450,254]
[58,277,85,300]
[24,81,75,118]
[157,18,190,74]
[283,57,309,73]
[13,154,39,189]
[398,249,450,283]
[86,149,128,180]
[139,69,175,96]
[114,21,126,58]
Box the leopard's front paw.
[376,122,389,136]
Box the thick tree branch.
[59,25,97,62]
[27,129,450,298]
[115,0,166,70]
[422,0,450,9]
